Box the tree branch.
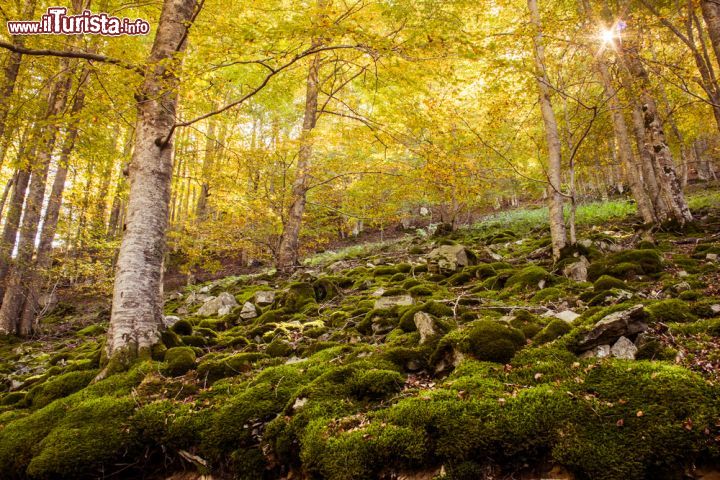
[0,40,143,75]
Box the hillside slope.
[1,191,720,480]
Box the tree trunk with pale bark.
[528,0,567,259]
[104,0,199,371]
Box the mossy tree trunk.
[701,0,720,73]
[105,0,199,371]
[528,0,567,259]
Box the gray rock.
[576,304,648,351]
[239,302,258,320]
[712,304,720,314]
[199,285,211,294]
[562,256,590,282]
[218,305,232,316]
[414,312,437,344]
[426,244,476,273]
[163,315,181,328]
[706,253,718,262]
[610,336,637,360]
[371,288,386,297]
[555,310,580,323]
[671,281,691,293]
[579,344,611,359]
[374,295,414,309]
[196,292,238,317]
[254,290,275,306]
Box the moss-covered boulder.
[163,347,196,376]
[647,299,697,323]
[588,249,663,281]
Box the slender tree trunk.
[20,66,90,330]
[0,0,37,165]
[622,42,693,224]
[276,52,321,269]
[0,70,71,335]
[528,0,566,258]
[581,0,657,224]
[0,174,15,223]
[105,0,199,371]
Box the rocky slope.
[1,192,720,480]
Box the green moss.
[593,275,627,292]
[349,369,404,400]
[170,318,193,335]
[0,391,26,406]
[505,266,551,291]
[313,278,340,302]
[373,266,399,277]
[283,282,317,313]
[690,299,720,318]
[533,319,571,345]
[588,249,663,281]
[180,334,209,347]
[26,396,137,479]
[76,324,106,336]
[436,320,525,365]
[26,370,97,408]
[647,299,697,323]
[389,272,406,282]
[408,285,434,297]
[266,339,293,358]
[163,347,196,376]
[197,352,267,384]
[161,329,182,348]
[531,287,563,302]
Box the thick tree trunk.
[0,71,71,335]
[701,0,720,72]
[105,0,198,370]
[528,0,566,259]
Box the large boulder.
[575,304,648,351]
[195,292,238,317]
[426,244,477,273]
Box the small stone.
[562,256,590,282]
[419,206,430,216]
[374,295,414,309]
[711,304,720,314]
[163,315,181,328]
[372,288,386,297]
[254,290,275,306]
[426,244,476,273]
[199,286,210,294]
[292,397,308,411]
[706,253,718,261]
[239,302,258,320]
[217,305,231,316]
[678,270,689,278]
[555,310,580,323]
[413,312,437,344]
[579,344,611,359]
[672,281,691,293]
[610,336,637,360]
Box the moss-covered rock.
[593,275,627,292]
[170,318,193,335]
[588,249,663,281]
[26,370,97,408]
[282,282,317,313]
[533,319,571,344]
[505,266,552,291]
[647,299,697,323]
[163,347,196,376]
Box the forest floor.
[1,187,720,479]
